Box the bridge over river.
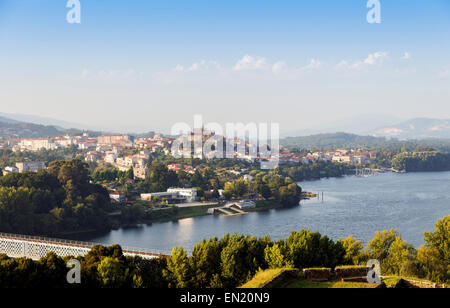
[0,233,167,260]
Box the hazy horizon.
[1,1,449,134]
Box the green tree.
[339,236,365,265]
[224,179,250,199]
[0,187,36,234]
[383,237,416,275]
[145,162,179,192]
[259,184,272,200]
[189,238,223,288]
[284,230,345,269]
[418,216,450,281]
[163,247,192,288]
[37,252,68,288]
[424,216,449,265]
[366,229,417,275]
[97,257,130,288]
[278,183,302,207]
[264,243,293,269]
[366,229,399,261]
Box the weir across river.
[0,232,167,260]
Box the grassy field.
[241,268,380,289]
[287,280,379,289]
[240,269,292,288]
[149,205,213,222]
[382,276,449,288]
[240,267,448,289]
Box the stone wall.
[303,268,331,281]
[335,267,370,280]
[394,279,439,289]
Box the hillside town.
[1,133,378,177]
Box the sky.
[0,0,449,134]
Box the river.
[80,172,450,254]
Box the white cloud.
[363,51,389,65]
[438,68,450,78]
[336,51,389,70]
[272,61,286,73]
[304,58,322,70]
[174,60,222,72]
[174,65,185,72]
[233,55,267,71]
[402,52,412,60]
[334,60,349,70]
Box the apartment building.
[15,162,46,173]
[97,135,134,147]
[133,166,149,180]
[18,138,58,151]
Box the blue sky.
[0,0,449,133]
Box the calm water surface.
[83,172,450,253]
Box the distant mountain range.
[1,111,449,142]
[0,112,99,131]
[0,117,65,139]
[0,112,149,135]
[283,115,450,140]
[0,115,104,139]
[282,114,405,137]
[372,118,450,140]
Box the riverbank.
[146,204,216,222]
[122,192,318,225]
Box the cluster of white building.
[278,149,376,166]
[141,188,198,204]
[7,133,172,154]
[2,161,46,175]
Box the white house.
[167,188,198,202]
[109,192,127,203]
[2,166,19,175]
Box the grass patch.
[335,265,368,269]
[381,276,447,288]
[382,276,401,287]
[148,205,213,222]
[240,268,291,288]
[287,280,379,289]
[175,206,211,219]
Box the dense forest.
[281,161,353,182]
[0,216,448,288]
[392,151,450,172]
[0,159,112,236]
